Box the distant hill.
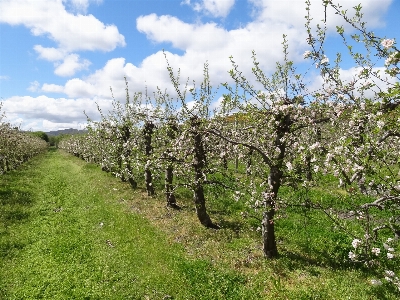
[45,128,87,136]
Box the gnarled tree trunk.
[190,116,218,229]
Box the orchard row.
[0,104,48,175]
[59,1,399,289]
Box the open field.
[0,149,398,299]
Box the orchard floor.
[0,149,397,299]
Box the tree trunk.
[145,169,154,196]
[261,168,281,258]
[144,121,155,196]
[262,209,277,258]
[165,165,179,209]
[260,111,291,258]
[164,119,179,208]
[193,184,218,228]
[190,116,218,229]
[128,177,137,189]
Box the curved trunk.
[193,184,218,228]
[190,116,218,229]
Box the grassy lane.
[0,149,253,299]
[1,149,399,299]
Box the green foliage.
[29,131,49,143]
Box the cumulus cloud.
[183,0,236,18]
[54,55,174,100]
[0,0,125,52]
[137,13,308,87]
[136,0,393,92]
[34,46,67,62]
[137,14,229,51]
[2,0,394,131]
[42,84,66,94]
[0,95,112,131]
[249,0,391,30]
[41,0,394,108]
[0,0,125,76]
[54,54,91,77]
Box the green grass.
[0,149,259,299]
[0,149,399,299]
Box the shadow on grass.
[0,240,27,260]
[216,218,245,234]
[0,188,33,261]
[0,190,33,206]
[276,250,353,272]
[0,189,33,227]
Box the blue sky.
[0,0,399,131]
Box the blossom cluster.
[0,106,48,174]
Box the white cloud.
[56,55,174,100]
[183,0,235,18]
[2,0,394,131]
[0,75,10,80]
[0,0,125,76]
[34,46,66,62]
[0,95,112,131]
[64,78,98,98]
[42,84,65,94]
[249,0,392,30]
[0,0,125,52]
[137,14,229,51]
[135,0,394,93]
[54,54,91,77]
[28,81,40,92]
[42,0,394,106]
[137,13,308,88]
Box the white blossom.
[320,55,329,65]
[303,50,312,59]
[371,279,382,286]
[372,248,381,256]
[381,39,395,49]
[352,239,362,248]
[385,270,395,277]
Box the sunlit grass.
[0,149,398,299]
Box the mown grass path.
[0,149,251,300]
[1,149,399,300]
